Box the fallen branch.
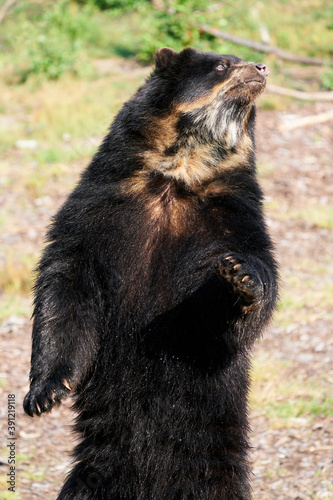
[280,109,333,131]
[267,84,333,101]
[0,0,18,24]
[198,24,326,66]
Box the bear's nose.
[255,63,269,77]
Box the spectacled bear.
[24,48,278,499]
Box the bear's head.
[119,48,269,191]
[151,47,268,147]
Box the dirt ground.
[0,101,332,499]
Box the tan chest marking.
[123,131,252,197]
[120,98,254,234]
[150,133,253,187]
[121,174,192,236]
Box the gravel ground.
[0,103,332,499]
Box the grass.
[296,206,333,231]
[0,451,32,500]
[251,355,333,427]
[262,192,333,327]
[0,75,142,145]
[266,203,333,231]
[0,488,21,500]
[21,466,47,482]
[274,269,333,327]
[265,396,333,419]
[0,251,36,296]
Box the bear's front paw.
[216,253,264,305]
[23,377,72,417]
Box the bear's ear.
[154,47,178,70]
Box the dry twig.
[0,0,18,24]
[198,24,327,66]
[280,109,333,131]
[267,84,333,101]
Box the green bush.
[10,1,99,82]
[80,0,147,10]
[139,10,200,61]
[321,63,333,90]
[135,0,214,62]
[18,26,81,82]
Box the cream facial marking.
[122,61,259,193]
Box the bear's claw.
[23,378,72,417]
[217,253,264,305]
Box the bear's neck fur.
[118,99,256,202]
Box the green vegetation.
[265,396,333,419]
[0,488,21,500]
[296,205,333,231]
[264,203,333,231]
[80,0,145,10]
[251,356,333,427]
[22,466,47,482]
[1,0,100,83]
[322,61,333,89]
[0,0,332,86]
[0,450,32,499]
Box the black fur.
[24,48,278,499]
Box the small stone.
[298,353,314,363]
[20,430,42,439]
[34,195,53,207]
[314,342,325,352]
[277,447,289,457]
[16,139,38,149]
[316,490,333,499]
[27,228,38,240]
[62,133,71,142]
[271,480,283,490]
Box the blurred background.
[0,1,332,499]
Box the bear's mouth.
[231,79,266,91]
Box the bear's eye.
[216,63,228,72]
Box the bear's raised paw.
[217,253,264,305]
[23,377,72,417]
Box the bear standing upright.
[24,48,278,499]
